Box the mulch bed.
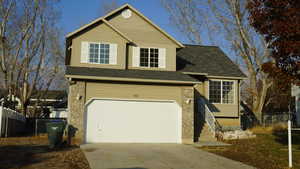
[0,136,90,169]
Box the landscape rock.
[222,130,256,140]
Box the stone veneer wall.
[68,81,86,143]
[181,87,194,144]
[68,81,195,144]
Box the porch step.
[198,123,218,142]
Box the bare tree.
[0,0,64,116]
[162,0,273,122]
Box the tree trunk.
[252,100,262,123]
[0,37,8,90]
[248,71,262,123]
[252,77,271,123]
[20,101,28,117]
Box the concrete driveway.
[81,144,255,169]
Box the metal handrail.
[199,99,222,137]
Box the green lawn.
[200,127,300,169]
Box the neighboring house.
[49,108,68,118]
[30,90,68,118]
[0,90,67,117]
[65,4,246,144]
[48,101,68,119]
[292,84,300,126]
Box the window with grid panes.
[209,80,221,103]
[140,48,149,67]
[89,43,109,64]
[140,48,159,68]
[222,81,234,104]
[209,80,234,104]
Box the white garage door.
[85,99,182,143]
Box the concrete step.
[198,123,218,142]
[193,141,231,147]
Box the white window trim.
[208,79,236,105]
[139,47,159,68]
[88,42,111,65]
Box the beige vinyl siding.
[107,10,178,71]
[194,78,240,127]
[206,79,239,117]
[69,9,179,71]
[194,84,204,98]
[85,82,183,106]
[216,118,240,127]
[70,23,127,69]
[108,11,178,46]
[127,45,176,71]
[194,79,240,118]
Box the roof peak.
[66,3,184,47]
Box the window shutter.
[109,44,117,64]
[81,41,89,63]
[132,46,140,67]
[158,48,166,68]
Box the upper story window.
[209,80,235,104]
[132,46,165,68]
[140,48,159,68]
[89,43,110,64]
[81,41,117,65]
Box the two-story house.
[65,4,246,144]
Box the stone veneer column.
[68,81,86,143]
[181,86,194,144]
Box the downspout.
[125,43,130,70]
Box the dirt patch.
[0,136,90,169]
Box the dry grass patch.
[250,123,287,134]
[200,125,300,169]
[0,136,90,169]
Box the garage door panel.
[85,99,181,143]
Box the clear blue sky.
[57,0,189,43]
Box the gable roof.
[67,17,133,43]
[66,66,199,84]
[177,44,246,78]
[66,4,184,48]
[102,19,133,43]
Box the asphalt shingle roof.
[177,44,246,77]
[66,66,199,83]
